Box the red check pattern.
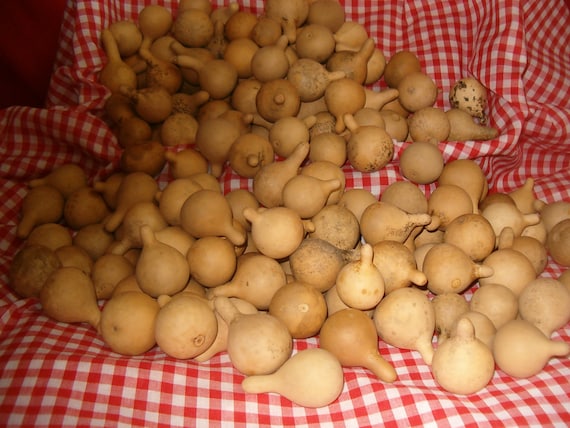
[1,1,569,427]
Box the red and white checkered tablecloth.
[1,0,569,427]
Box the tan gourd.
[154,226,194,257]
[224,10,258,41]
[372,240,427,293]
[26,223,72,252]
[399,141,444,184]
[320,308,397,382]
[243,206,305,260]
[251,16,281,47]
[479,248,536,296]
[338,188,377,223]
[108,20,142,57]
[110,201,168,255]
[242,348,344,408]
[423,243,494,295]
[119,139,167,177]
[264,0,309,43]
[380,180,427,214]
[443,213,496,261]
[120,85,172,124]
[295,23,335,63]
[63,186,110,230]
[194,297,258,363]
[194,116,244,177]
[55,245,94,275]
[326,38,375,84]
[300,160,346,205]
[481,201,540,245]
[104,172,159,233]
[518,277,570,337]
[384,50,422,88]
[223,37,258,79]
[502,234,547,275]
[171,90,210,117]
[335,243,385,310]
[536,200,570,234]
[92,172,124,210]
[454,310,497,349]
[154,293,218,359]
[91,253,134,300]
[308,204,360,251]
[438,159,488,213]
[179,189,245,246]
[307,0,345,32]
[365,47,387,85]
[255,78,301,123]
[28,163,87,199]
[446,108,499,141]
[546,218,570,266]
[172,8,213,47]
[135,225,190,297]
[470,283,519,330]
[360,201,432,245]
[373,287,436,365]
[187,236,237,287]
[353,107,386,128]
[427,184,474,231]
[250,35,290,82]
[39,266,101,329]
[160,112,199,146]
[268,280,328,338]
[252,141,309,208]
[138,4,172,44]
[9,245,61,298]
[225,189,259,232]
[156,178,202,227]
[282,175,341,219]
[431,318,495,395]
[228,132,275,178]
[111,274,144,297]
[164,148,209,179]
[214,296,293,375]
[209,253,287,310]
[324,77,366,133]
[73,223,114,261]
[345,113,394,173]
[432,292,470,344]
[99,29,137,93]
[17,185,64,239]
[493,319,570,378]
[139,42,182,94]
[397,71,438,113]
[187,172,222,193]
[288,238,356,293]
[174,55,238,100]
[333,21,368,52]
[268,115,316,158]
[379,109,409,141]
[98,291,160,355]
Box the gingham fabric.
[1,1,569,427]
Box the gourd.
[469,283,519,330]
[214,296,293,376]
[431,318,495,395]
[282,175,341,219]
[373,287,436,365]
[28,163,87,199]
[372,240,427,294]
[99,29,137,94]
[17,185,65,239]
[320,308,397,383]
[241,348,344,408]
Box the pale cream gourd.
[335,243,385,310]
[268,280,328,339]
[518,277,570,337]
[372,240,427,294]
[423,243,494,295]
[479,248,537,296]
[135,225,190,297]
[214,296,293,376]
[454,310,497,350]
[154,293,218,359]
[499,231,547,275]
[493,319,570,378]
[373,287,436,365]
[469,283,519,330]
[431,318,495,395]
[39,266,101,329]
[360,201,432,245]
[179,189,245,246]
[243,206,305,260]
[241,348,344,408]
[252,141,309,208]
[481,201,540,245]
[98,291,160,356]
[209,253,287,310]
[320,308,397,383]
[449,77,489,123]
